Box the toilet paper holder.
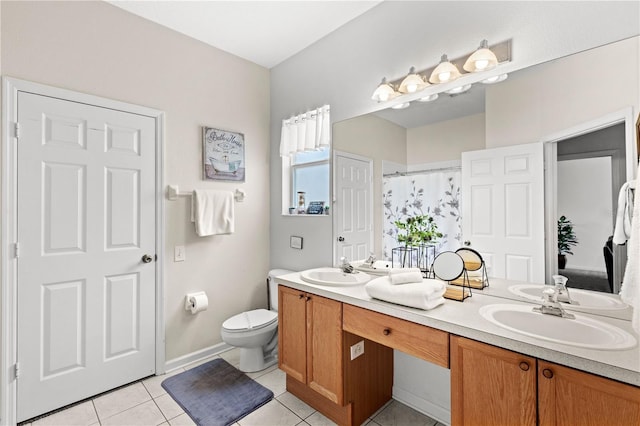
[185,291,208,312]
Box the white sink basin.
[300,267,372,287]
[508,284,628,311]
[479,303,637,350]
[353,260,393,276]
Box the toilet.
[220,269,293,372]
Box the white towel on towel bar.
[613,180,635,245]
[192,190,234,236]
[620,167,639,333]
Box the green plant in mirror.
[557,215,578,269]
[394,214,443,247]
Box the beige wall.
[407,113,486,163]
[486,37,640,147]
[1,1,270,362]
[333,114,406,258]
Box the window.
[290,149,330,214]
[279,105,331,215]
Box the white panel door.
[16,92,156,421]
[462,142,545,283]
[334,153,372,266]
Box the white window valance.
[279,104,331,157]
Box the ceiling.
[106,0,382,69]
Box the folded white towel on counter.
[191,189,235,236]
[365,276,446,310]
[388,268,423,285]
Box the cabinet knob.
[519,361,530,371]
[383,328,391,336]
[542,368,554,379]
[299,294,305,299]
[306,296,312,301]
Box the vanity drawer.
[343,304,449,368]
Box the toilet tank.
[268,269,294,312]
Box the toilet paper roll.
[187,292,208,314]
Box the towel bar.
[167,185,245,202]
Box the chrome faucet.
[533,287,575,319]
[339,256,355,273]
[552,274,579,305]
[364,252,376,268]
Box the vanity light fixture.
[371,77,400,102]
[445,84,472,95]
[481,73,509,84]
[428,54,461,84]
[417,93,439,102]
[399,67,429,94]
[463,39,499,72]
[391,102,411,110]
[371,39,511,108]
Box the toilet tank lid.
[222,309,277,331]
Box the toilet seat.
[222,309,277,333]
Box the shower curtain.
[382,170,462,261]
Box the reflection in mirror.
[332,36,639,315]
[554,123,627,294]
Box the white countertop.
[276,272,640,387]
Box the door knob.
[337,236,345,242]
[141,254,154,264]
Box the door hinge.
[14,362,20,379]
[14,242,20,258]
[14,122,20,139]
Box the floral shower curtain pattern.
[382,170,462,260]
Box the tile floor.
[20,348,445,426]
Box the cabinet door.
[450,336,536,426]
[307,294,344,404]
[538,360,640,425]
[278,286,307,383]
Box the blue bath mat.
[161,358,274,426]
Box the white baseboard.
[393,386,451,426]
[164,342,233,373]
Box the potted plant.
[394,215,443,268]
[557,215,578,269]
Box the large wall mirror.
[332,36,639,303]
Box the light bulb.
[379,92,390,102]
[481,74,508,84]
[391,102,410,110]
[417,94,438,102]
[406,83,418,93]
[445,84,472,94]
[474,59,489,70]
[438,71,451,82]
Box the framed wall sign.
[203,126,245,182]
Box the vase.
[558,254,567,270]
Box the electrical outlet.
[174,245,186,262]
[350,340,365,360]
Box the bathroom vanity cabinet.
[451,336,640,426]
[278,285,393,426]
[278,279,639,426]
[278,285,344,403]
